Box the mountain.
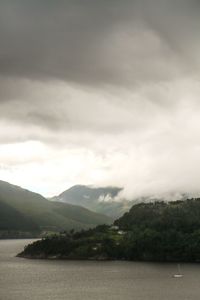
[19,198,200,262]
[51,185,133,218]
[0,201,39,232]
[51,186,195,219]
[0,180,112,237]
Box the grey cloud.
[1,1,200,197]
[0,0,199,88]
[0,0,199,132]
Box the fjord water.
[1,240,200,300]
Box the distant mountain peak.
[0,180,112,237]
[51,185,127,218]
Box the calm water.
[0,240,200,300]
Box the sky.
[0,0,200,198]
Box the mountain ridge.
[0,180,112,237]
[50,185,132,218]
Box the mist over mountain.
[1,178,191,238]
[50,185,192,218]
[51,185,131,218]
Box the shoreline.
[17,253,200,263]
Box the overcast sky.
[0,0,200,198]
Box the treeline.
[18,225,122,260]
[18,199,200,262]
[115,199,200,261]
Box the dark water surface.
[0,239,200,300]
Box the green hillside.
[0,180,112,237]
[19,198,200,262]
[114,199,200,261]
[0,201,39,231]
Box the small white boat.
[173,274,183,278]
[173,264,183,278]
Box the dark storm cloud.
[0,0,199,89]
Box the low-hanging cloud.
[0,0,200,198]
